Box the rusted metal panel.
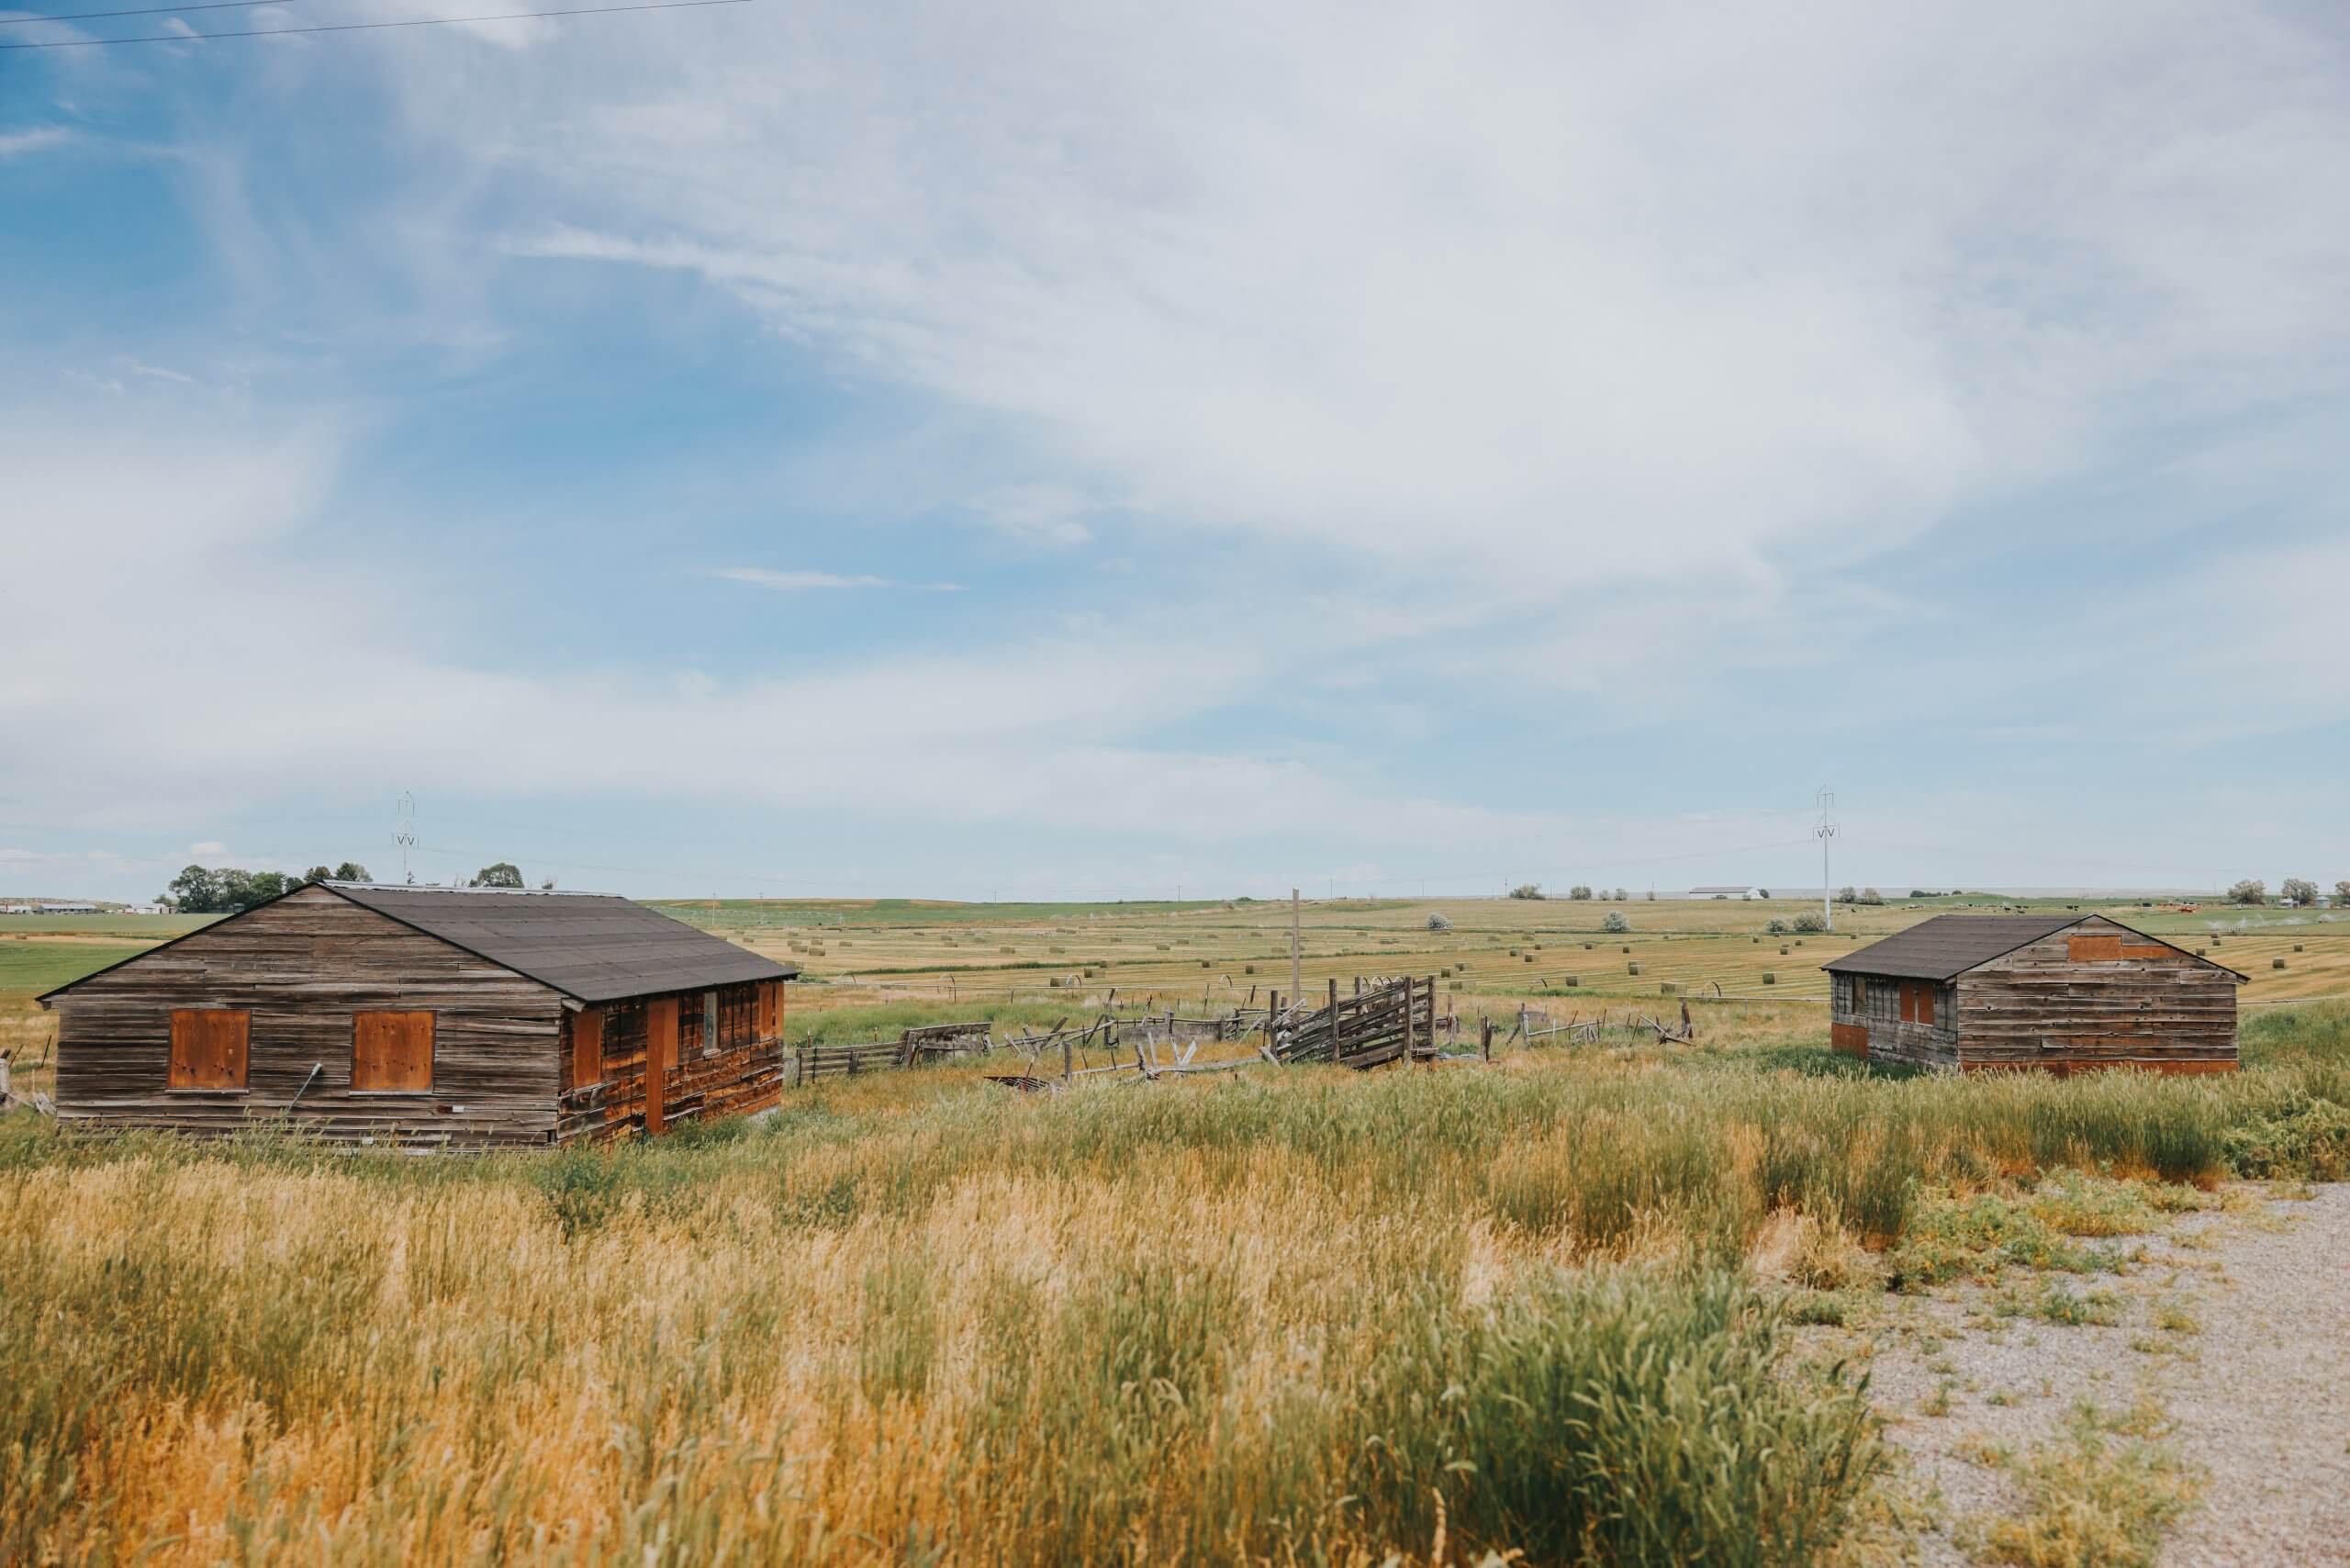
[644,998,677,1134]
[2066,935,2123,963]
[569,1007,602,1092]
[352,1011,434,1092]
[169,1009,248,1090]
[1830,1022,1870,1058]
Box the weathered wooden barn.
[1823,913,2243,1073]
[38,882,798,1147]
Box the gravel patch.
[1807,1184,2350,1565]
[2159,1184,2350,1567]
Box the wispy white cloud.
[0,128,72,158]
[432,2,2350,598]
[713,567,964,592]
[968,484,1093,546]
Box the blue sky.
[4,0,2348,902]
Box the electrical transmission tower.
[1816,789,1837,933]
[395,792,418,884]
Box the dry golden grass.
[10,999,2350,1567]
[6,899,2349,1566]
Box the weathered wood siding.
[49,885,565,1146]
[556,977,786,1143]
[1953,917,2237,1073]
[1830,971,1959,1069]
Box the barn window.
[703,989,719,1056]
[352,1011,434,1092]
[571,1007,603,1090]
[1898,981,1938,1026]
[169,1009,249,1090]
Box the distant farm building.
[38,902,99,914]
[39,882,798,1147]
[1824,913,2241,1074]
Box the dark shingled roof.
[330,884,799,1003]
[1822,913,2090,981]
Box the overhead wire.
[0,0,297,24]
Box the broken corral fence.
[791,1020,991,1082]
[1267,976,1440,1070]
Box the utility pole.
[1816,788,1838,933]
[1291,887,1302,1000]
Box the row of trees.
[161,859,539,913]
[161,861,372,913]
[2227,879,2349,907]
[1835,886,1886,905]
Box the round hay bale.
[1762,971,1776,985]
[1660,981,1677,995]
[2273,957,2288,969]
[1627,961,1642,975]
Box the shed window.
[170,1009,249,1090]
[1899,981,1937,1026]
[352,1011,434,1092]
[703,989,719,1056]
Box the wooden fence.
[1270,976,1439,1069]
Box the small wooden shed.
[39,881,799,1147]
[1822,913,2243,1074]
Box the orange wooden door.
[645,998,677,1134]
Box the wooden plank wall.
[1828,971,1959,1070]
[50,885,565,1147]
[556,977,786,1143]
[1954,917,2238,1073]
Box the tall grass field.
[3,999,2345,1565]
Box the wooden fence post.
[1481,1015,1494,1061]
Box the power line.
[0,0,746,49]
[0,0,294,25]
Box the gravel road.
[1820,1184,2350,1566]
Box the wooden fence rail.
[1269,976,1438,1070]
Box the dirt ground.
[1827,1184,2350,1565]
